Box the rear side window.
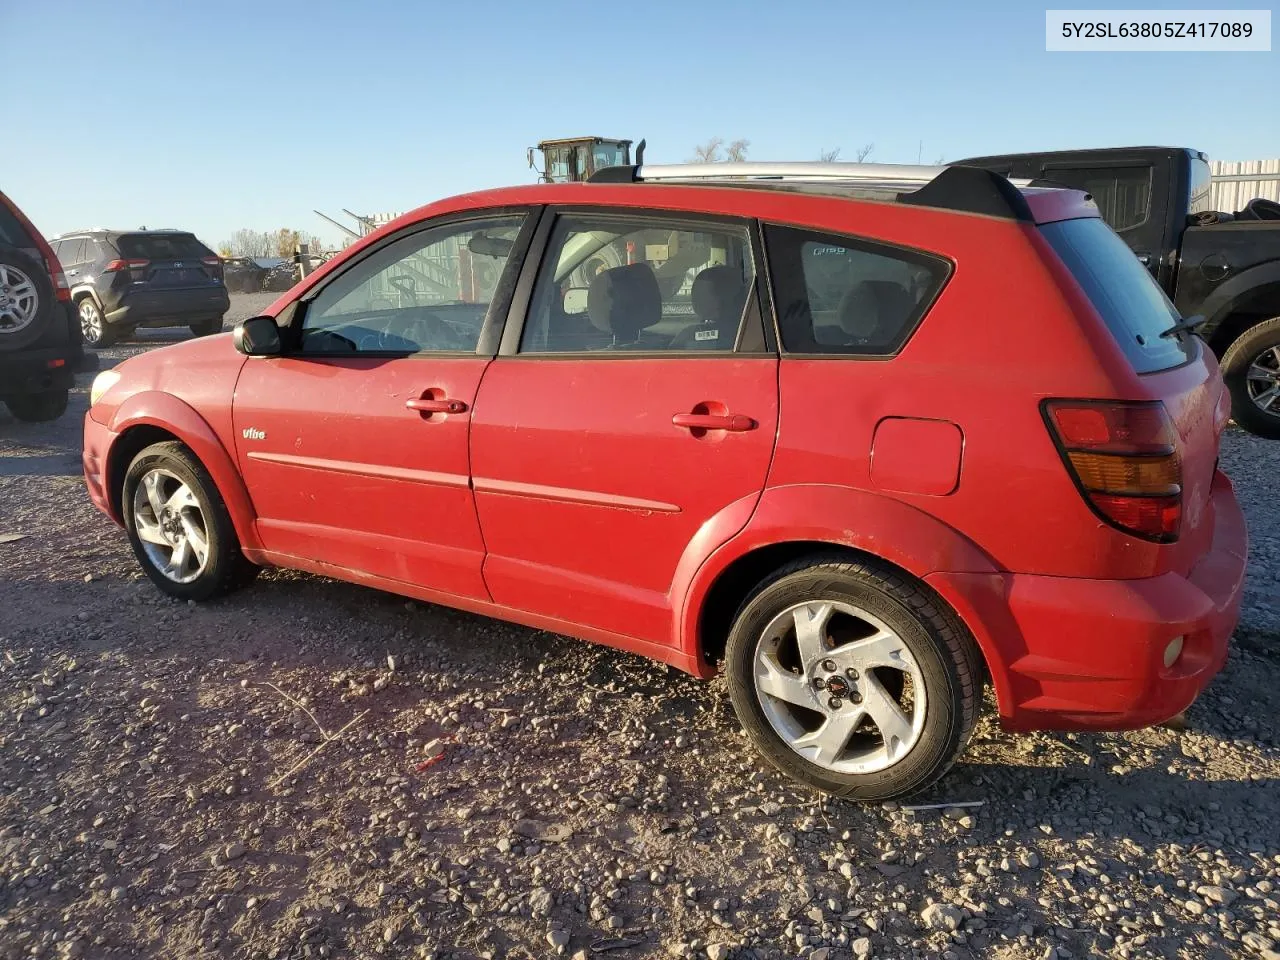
[1188,157,1213,215]
[117,233,213,260]
[764,224,949,355]
[1041,218,1190,373]
[0,200,35,247]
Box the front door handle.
[672,412,756,432]
[406,396,468,415]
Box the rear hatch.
[1040,217,1224,574]
[115,233,224,288]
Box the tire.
[122,441,258,601]
[77,297,114,348]
[189,316,224,337]
[0,247,56,352]
[724,554,982,801]
[1221,316,1280,440]
[4,390,69,423]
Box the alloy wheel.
[131,468,211,584]
[79,300,103,343]
[752,600,927,774]
[0,263,39,335]
[1246,344,1280,415]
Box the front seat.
[587,263,662,349]
[669,265,749,350]
[834,280,916,349]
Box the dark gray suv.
[51,229,230,347]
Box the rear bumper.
[105,287,229,326]
[0,347,77,396]
[82,411,118,523]
[928,470,1247,731]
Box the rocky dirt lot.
[1,295,1278,960]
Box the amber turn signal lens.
[1066,451,1180,496]
[1044,399,1183,543]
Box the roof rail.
[588,161,1036,221]
[598,161,950,186]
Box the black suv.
[51,229,230,347]
[0,190,93,422]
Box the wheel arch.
[106,392,261,550]
[1200,262,1280,355]
[676,484,1002,692]
[70,284,103,310]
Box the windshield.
[1041,218,1192,374]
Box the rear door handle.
[406,396,468,415]
[672,412,756,432]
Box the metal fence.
[1209,158,1280,211]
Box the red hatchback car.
[83,163,1247,799]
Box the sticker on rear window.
[694,329,719,341]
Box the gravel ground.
[1,296,1277,960]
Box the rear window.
[1041,218,1191,373]
[117,233,213,260]
[1042,165,1152,232]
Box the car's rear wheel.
[189,316,224,337]
[78,298,113,348]
[122,441,258,601]
[0,248,56,352]
[4,390,69,423]
[724,554,981,800]
[1222,317,1280,440]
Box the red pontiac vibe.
[82,162,1247,799]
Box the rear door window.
[519,212,758,354]
[763,224,950,355]
[1041,217,1191,373]
[117,233,213,260]
[62,238,87,266]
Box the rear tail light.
[202,255,223,279]
[105,258,150,280]
[1044,399,1182,542]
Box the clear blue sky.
[5,0,1276,249]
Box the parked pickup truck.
[960,147,1280,439]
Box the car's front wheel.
[4,390,69,423]
[1221,316,1280,440]
[725,554,981,800]
[122,441,258,601]
[78,298,113,348]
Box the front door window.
[300,216,526,354]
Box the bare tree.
[691,137,750,163]
[692,137,725,163]
[818,147,841,162]
[224,229,273,258]
[223,228,329,258]
[854,142,874,162]
[298,231,329,254]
